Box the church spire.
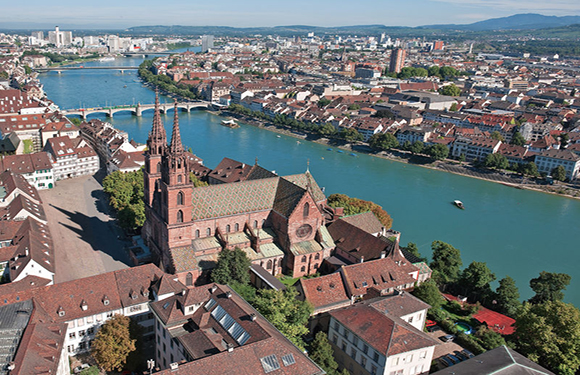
[169,100,183,154]
[148,89,166,155]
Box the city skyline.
[2,0,580,30]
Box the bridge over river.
[36,66,139,73]
[62,101,212,119]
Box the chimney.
[211,285,218,293]
[250,313,257,321]
[359,256,364,263]
[226,291,232,299]
[380,251,386,259]
[227,343,234,352]
[181,289,186,296]
[25,247,29,257]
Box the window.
[373,352,379,362]
[177,210,183,223]
[350,347,357,359]
[361,356,367,368]
[334,322,339,331]
[235,223,239,232]
[301,256,307,263]
[332,334,338,344]
[253,220,258,228]
[177,175,182,183]
[186,272,193,286]
[79,330,86,337]
[420,351,427,359]
[226,224,231,233]
[344,330,350,340]
[371,365,378,375]
[156,162,161,173]
[267,260,273,269]
[353,336,359,346]
[300,266,305,272]
[195,229,200,238]
[303,203,309,217]
[315,253,320,260]
[87,327,94,335]
[362,344,368,354]
[69,332,76,339]
[177,191,184,205]
[206,228,211,236]
[341,340,347,351]
[408,316,413,323]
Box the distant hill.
[425,13,580,31]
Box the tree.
[369,133,398,151]
[428,65,440,77]
[495,276,521,316]
[483,153,509,170]
[551,165,567,182]
[402,140,412,151]
[409,140,424,155]
[318,123,336,137]
[339,128,363,143]
[318,98,331,108]
[514,301,580,375]
[91,314,136,372]
[439,84,461,97]
[475,326,506,350]
[189,172,209,187]
[309,332,339,375]
[102,170,145,230]
[430,241,462,285]
[521,162,539,177]
[252,287,313,350]
[426,144,449,161]
[449,102,458,112]
[412,279,444,310]
[511,131,526,146]
[529,271,571,304]
[327,193,392,229]
[348,104,360,111]
[211,247,251,286]
[459,261,496,300]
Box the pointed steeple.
[169,100,183,154]
[148,89,167,155]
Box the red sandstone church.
[142,92,336,286]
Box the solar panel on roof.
[205,298,217,311]
[281,353,296,366]
[260,354,280,373]
[210,303,251,345]
[220,313,235,330]
[211,304,227,321]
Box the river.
[38,52,580,306]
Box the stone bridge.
[62,101,212,119]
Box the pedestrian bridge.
[62,101,212,119]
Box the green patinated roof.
[414,261,432,275]
[191,236,222,252]
[290,240,323,256]
[190,173,325,220]
[241,242,284,261]
[318,225,336,249]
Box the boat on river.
[221,119,239,128]
[454,200,465,209]
[99,57,115,62]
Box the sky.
[1,0,580,29]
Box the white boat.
[221,119,239,128]
[99,57,115,62]
[454,200,465,209]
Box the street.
[39,172,131,283]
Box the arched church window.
[186,272,193,286]
[253,220,258,228]
[206,228,211,236]
[303,203,309,218]
[302,256,307,263]
[235,223,239,232]
[178,175,182,183]
[300,266,305,272]
[156,162,161,173]
[195,229,200,238]
[267,260,273,269]
[177,210,183,223]
[226,225,231,233]
[177,191,184,205]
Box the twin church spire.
[148,90,184,157]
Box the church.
[142,92,336,286]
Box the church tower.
[160,101,192,227]
[144,90,166,207]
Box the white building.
[328,294,438,375]
[201,35,214,52]
[0,152,55,189]
[48,26,72,47]
[535,149,580,180]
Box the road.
[40,172,131,283]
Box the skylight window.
[260,355,280,373]
[281,353,296,367]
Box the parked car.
[440,334,456,343]
[426,319,437,327]
[446,354,461,364]
[462,349,475,358]
[73,364,90,374]
[438,356,453,368]
[427,325,442,333]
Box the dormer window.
[81,300,88,311]
[103,296,110,306]
[131,291,138,300]
[57,306,65,317]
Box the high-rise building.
[31,31,44,41]
[433,40,444,51]
[389,48,406,74]
[48,26,72,47]
[201,35,214,52]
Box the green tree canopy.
[91,314,136,372]
[369,133,399,151]
[520,162,539,177]
[409,140,424,155]
[439,84,461,97]
[211,247,251,286]
[318,98,331,107]
[426,143,449,161]
[430,240,462,285]
[318,123,337,136]
[460,261,496,299]
[327,193,392,229]
[309,332,340,375]
[252,287,313,350]
[490,131,505,142]
[339,128,363,143]
[514,301,580,375]
[529,271,571,304]
[510,131,526,146]
[551,165,567,182]
[483,153,509,170]
[495,276,521,317]
[475,326,506,350]
[102,170,145,230]
[412,279,444,310]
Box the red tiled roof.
[298,273,350,311]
